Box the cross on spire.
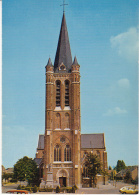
[60,0,68,13]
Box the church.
[34,10,108,188]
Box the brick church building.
[34,12,108,188]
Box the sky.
[2,0,138,168]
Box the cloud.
[103,107,128,116]
[109,78,130,95]
[110,27,138,61]
[117,78,130,89]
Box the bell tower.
[43,12,81,188]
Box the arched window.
[64,145,71,161]
[56,80,61,106]
[65,113,70,129]
[55,113,61,129]
[54,145,61,161]
[65,80,69,106]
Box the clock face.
[60,136,66,143]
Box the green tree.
[2,173,13,182]
[84,153,102,187]
[115,160,126,172]
[101,169,108,185]
[131,176,138,187]
[108,166,112,170]
[124,170,132,183]
[13,156,39,185]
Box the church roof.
[37,133,105,150]
[81,133,105,149]
[72,56,79,65]
[34,158,43,166]
[46,57,53,66]
[37,134,44,150]
[54,13,72,73]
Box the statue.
[48,163,52,172]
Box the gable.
[34,158,43,166]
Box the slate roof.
[37,133,105,150]
[81,134,105,149]
[37,135,44,149]
[54,13,72,73]
[72,56,79,65]
[46,58,53,66]
[34,158,43,166]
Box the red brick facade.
[42,60,81,187]
[35,12,108,188]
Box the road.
[2,181,138,194]
[75,182,138,194]
[2,183,19,193]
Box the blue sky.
[2,0,138,168]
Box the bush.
[10,178,17,183]
[60,187,73,193]
[73,185,78,190]
[46,187,53,192]
[33,185,38,193]
[38,187,54,192]
[38,188,46,192]
[56,186,60,193]
[131,177,138,185]
[26,184,32,187]
[72,186,75,193]
[17,185,22,190]
[124,171,132,183]
[25,187,33,192]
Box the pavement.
[1,181,138,194]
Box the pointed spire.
[47,57,53,66]
[72,56,79,65]
[54,13,72,73]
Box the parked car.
[6,190,29,194]
[119,186,138,194]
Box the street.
[1,181,138,194]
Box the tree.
[2,173,13,182]
[108,166,112,170]
[13,156,39,185]
[131,176,138,187]
[115,160,126,172]
[83,153,102,187]
[124,170,132,183]
[101,169,108,185]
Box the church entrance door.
[59,177,66,187]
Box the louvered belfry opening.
[65,80,69,106]
[56,80,61,106]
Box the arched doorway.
[56,169,69,187]
[59,177,66,187]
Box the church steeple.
[54,13,72,73]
